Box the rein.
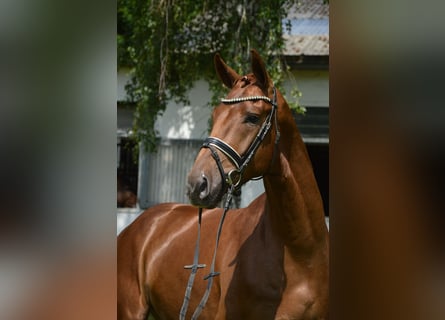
[179,87,280,320]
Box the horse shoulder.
[117,203,196,320]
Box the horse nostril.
[199,174,209,200]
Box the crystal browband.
[220,96,272,104]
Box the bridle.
[202,87,280,188]
[179,87,280,320]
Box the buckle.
[226,169,242,187]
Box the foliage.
[118,0,305,151]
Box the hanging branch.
[118,0,306,151]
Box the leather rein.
[179,87,280,320]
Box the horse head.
[187,50,282,208]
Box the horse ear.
[214,53,240,88]
[251,49,272,91]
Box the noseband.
[180,87,280,320]
[202,87,280,188]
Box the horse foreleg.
[117,232,150,320]
[117,269,150,320]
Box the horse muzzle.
[186,162,226,209]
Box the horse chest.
[223,233,324,316]
[221,257,319,320]
[274,255,328,320]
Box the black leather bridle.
[179,87,280,320]
[202,87,280,189]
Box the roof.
[283,34,329,56]
[284,0,329,56]
[286,0,329,19]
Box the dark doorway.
[306,143,329,216]
[117,137,138,208]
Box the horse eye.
[244,114,260,125]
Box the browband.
[220,95,272,105]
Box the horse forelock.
[233,73,272,95]
[225,74,271,102]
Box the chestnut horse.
[117,50,329,319]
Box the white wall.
[155,71,329,140]
[117,209,143,235]
[154,80,212,140]
[116,69,329,135]
[117,69,328,210]
[282,70,329,107]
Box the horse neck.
[263,112,328,255]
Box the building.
[117,0,329,234]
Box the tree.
[118,0,304,151]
